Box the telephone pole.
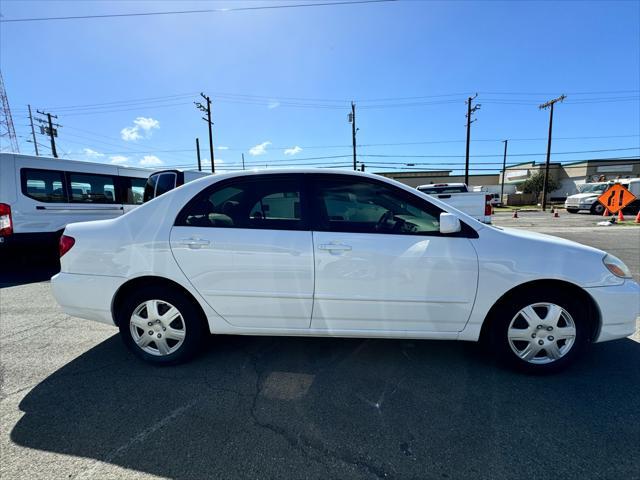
[35,110,61,158]
[195,93,215,173]
[196,137,202,171]
[538,94,566,211]
[242,153,245,170]
[464,94,481,185]
[348,102,357,170]
[500,140,508,199]
[28,104,39,156]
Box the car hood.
[496,226,605,256]
[567,193,601,201]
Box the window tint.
[69,173,117,203]
[314,177,441,235]
[418,185,467,194]
[122,177,146,205]
[155,173,177,197]
[177,176,303,230]
[143,174,158,202]
[21,169,67,203]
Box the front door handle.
[319,243,352,252]
[177,238,211,249]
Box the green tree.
[521,171,559,199]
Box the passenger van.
[0,153,153,251]
[142,169,210,202]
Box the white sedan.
[51,169,639,373]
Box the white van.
[0,153,153,252]
[142,169,210,203]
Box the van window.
[155,173,177,197]
[68,173,118,203]
[143,174,158,202]
[21,169,67,203]
[122,177,146,205]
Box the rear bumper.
[51,272,124,326]
[587,280,640,342]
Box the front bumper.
[51,272,125,326]
[587,280,640,342]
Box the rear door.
[170,174,314,330]
[310,174,479,334]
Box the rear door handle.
[319,243,352,252]
[177,238,211,249]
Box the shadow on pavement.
[0,254,59,288]
[11,335,640,479]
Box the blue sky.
[1,0,639,174]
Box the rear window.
[21,168,67,203]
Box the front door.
[310,175,479,334]
[170,174,314,330]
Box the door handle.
[319,243,352,252]
[177,238,211,249]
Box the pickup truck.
[416,182,493,224]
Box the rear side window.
[176,176,304,230]
[122,177,146,205]
[21,168,67,203]
[68,173,118,203]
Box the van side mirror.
[439,213,461,234]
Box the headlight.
[603,254,632,279]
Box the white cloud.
[83,148,104,158]
[139,155,163,167]
[249,141,271,156]
[216,146,229,150]
[133,117,160,132]
[121,126,142,141]
[268,100,280,109]
[121,116,160,141]
[284,146,303,156]
[110,155,129,165]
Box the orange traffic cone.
[618,210,625,222]
[512,210,518,218]
[635,211,640,224]
[550,207,555,214]
[603,208,610,217]
[554,210,559,218]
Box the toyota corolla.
[51,169,639,373]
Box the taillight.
[59,235,75,257]
[0,203,12,237]
[485,194,493,216]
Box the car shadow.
[11,335,640,479]
[0,254,60,288]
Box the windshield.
[578,183,609,194]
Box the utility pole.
[242,153,245,170]
[348,102,357,170]
[36,109,61,158]
[500,140,508,199]
[28,104,39,156]
[195,93,215,173]
[538,94,566,211]
[196,138,202,171]
[360,163,365,172]
[464,94,481,185]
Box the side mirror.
[439,213,461,234]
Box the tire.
[590,203,605,215]
[566,208,579,214]
[488,287,589,374]
[116,285,207,365]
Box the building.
[377,158,640,200]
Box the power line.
[0,0,397,23]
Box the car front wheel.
[489,289,589,373]
[117,286,207,365]
[590,203,605,215]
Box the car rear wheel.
[489,288,589,373]
[566,208,579,214]
[117,286,207,365]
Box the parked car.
[143,169,210,203]
[416,183,492,223]
[565,179,640,214]
[0,153,151,252]
[51,169,639,373]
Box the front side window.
[21,168,67,203]
[68,173,118,203]
[155,173,177,197]
[176,176,303,230]
[143,174,158,202]
[313,177,441,235]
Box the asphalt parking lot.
[1,211,639,480]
